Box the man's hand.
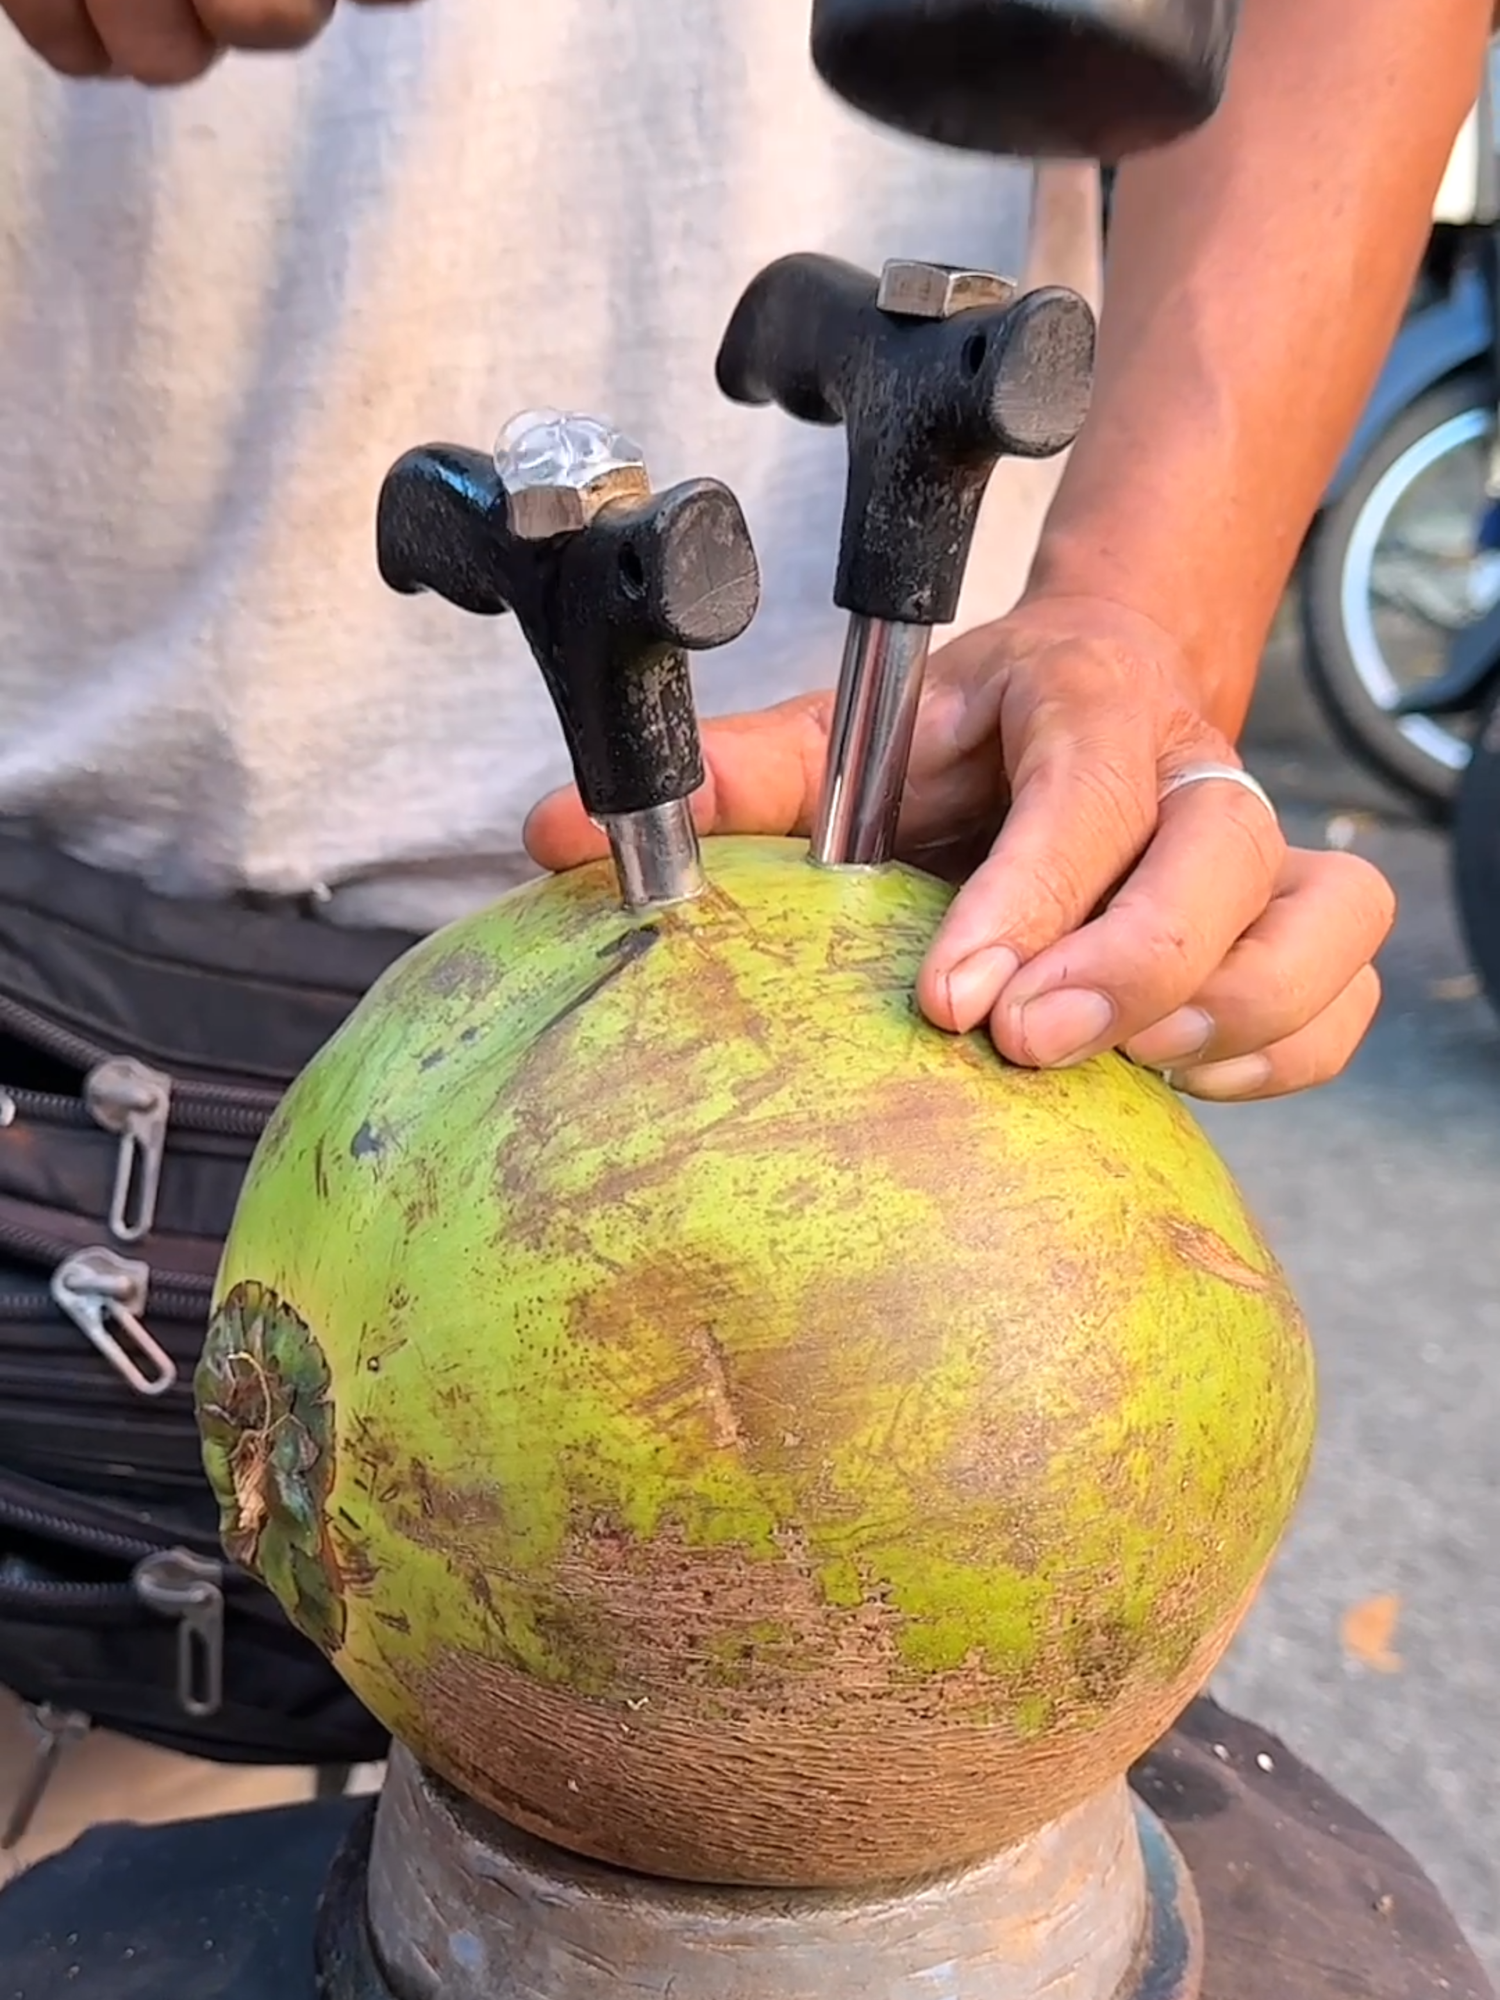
[525,594,1396,1104]
[4,0,415,84]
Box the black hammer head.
[811,0,1241,163]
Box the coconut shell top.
[198,836,1315,1888]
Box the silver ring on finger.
[1157,761,1278,828]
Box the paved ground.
[1205,597,1500,1976]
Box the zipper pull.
[1,1703,91,1851]
[50,1247,177,1398]
[134,1550,225,1720]
[85,1057,172,1244]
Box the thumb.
[523,693,833,871]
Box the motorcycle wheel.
[1452,680,1500,1019]
[1301,371,1492,821]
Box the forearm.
[1028,0,1494,737]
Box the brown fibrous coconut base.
[403,1566,1267,1888]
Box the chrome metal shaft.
[811,615,932,868]
[603,799,705,910]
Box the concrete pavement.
[1209,606,1500,1974]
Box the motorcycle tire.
[1452,679,1500,1020]
[1301,371,1491,822]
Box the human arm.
[1029,0,1495,741]
[902,0,1495,1094]
[528,0,1492,1100]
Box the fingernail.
[1171,1053,1273,1101]
[943,947,1020,1031]
[1125,1006,1215,1070]
[1018,987,1115,1067]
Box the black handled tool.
[717,255,1094,868]
[377,410,760,911]
[810,0,1241,160]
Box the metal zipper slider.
[134,1550,225,1720]
[50,1247,177,1398]
[85,1057,172,1244]
[1,1703,91,1851]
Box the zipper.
[0,1546,226,1847]
[0,1480,199,1562]
[0,1079,272,1138]
[0,1568,138,1613]
[86,1060,172,1246]
[0,1486,226,1697]
[134,1549,226,1718]
[0,1275,209,1323]
[0,1077,174,1245]
[0,1556,225,1708]
[0,991,280,1242]
[0,1550,225,1707]
[50,1249,181,1399]
[0,1212,210,1400]
[0,991,282,1115]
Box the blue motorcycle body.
[1323,260,1493,508]
[1318,257,1500,721]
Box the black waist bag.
[0,831,422,1798]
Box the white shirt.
[0,2,1098,932]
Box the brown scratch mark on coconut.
[567,1251,799,1457]
[1164,1219,1271,1293]
[402,1154,442,1230]
[662,927,780,1053]
[468,1568,501,1625]
[669,882,803,970]
[331,1522,380,1594]
[685,1325,743,1450]
[357,1300,412,1382]
[384,1458,509,1565]
[348,1413,399,1502]
[574,1076,786,1211]
[492,928,793,1227]
[313,1138,330,1203]
[409,1458,445,1527]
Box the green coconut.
[197,834,1314,1888]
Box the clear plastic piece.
[494,408,647,495]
